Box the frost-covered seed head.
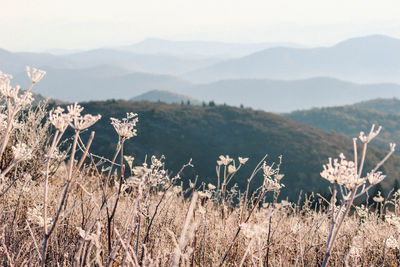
[49,107,71,132]
[218,155,233,166]
[25,66,46,84]
[110,113,138,139]
[238,156,249,164]
[320,154,364,190]
[12,143,32,161]
[359,124,382,144]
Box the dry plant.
[0,68,399,266]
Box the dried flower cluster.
[110,112,138,139]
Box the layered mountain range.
[4,34,400,112]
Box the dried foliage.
[1,69,400,266]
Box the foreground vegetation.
[1,69,400,266]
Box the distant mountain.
[116,38,304,58]
[13,66,192,102]
[0,49,74,74]
[176,77,400,113]
[62,48,222,75]
[71,101,400,200]
[131,90,201,105]
[0,47,223,76]
[184,35,400,84]
[285,104,400,156]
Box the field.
[1,70,400,266]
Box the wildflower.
[262,162,277,177]
[228,165,236,174]
[263,176,284,191]
[12,143,32,160]
[14,90,33,107]
[25,66,46,84]
[66,103,101,130]
[320,153,364,190]
[70,114,102,131]
[49,107,71,132]
[373,191,384,203]
[359,124,382,144]
[0,74,17,98]
[151,155,163,168]
[67,102,84,119]
[367,171,386,185]
[218,155,233,166]
[110,113,138,139]
[207,183,216,190]
[238,156,249,164]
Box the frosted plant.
[228,165,236,174]
[49,107,71,132]
[321,124,396,267]
[25,66,46,84]
[208,183,216,190]
[71,114,102,131]
[67,102,84,119]
[238,156,249,164]
[262,162,284,191]
[128,155,169,189]
[217,155,233,166]
[12,143,32,161]
[373,191,384,203]
[0,67,44,162]
[66,103,101,131]
[215,155,248,201]
[110,112,138,140]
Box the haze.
[2,0,400,51]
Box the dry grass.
[1,69,400,266]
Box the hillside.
[184,35,400,83]
[131,90,201,105]
[353,98,400,115]
[66,101,400,200]
[176,77,400,112]
[285,105,400,156]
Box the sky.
[1,0,400,51]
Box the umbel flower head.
[110,112,138,139]
[49,107,71,132]
[25,66,46,84]
[67,103,101,130]
[320,153,363,190]
[0,72,34,108]
[217,155,233,166]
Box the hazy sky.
[2,0,400,51]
